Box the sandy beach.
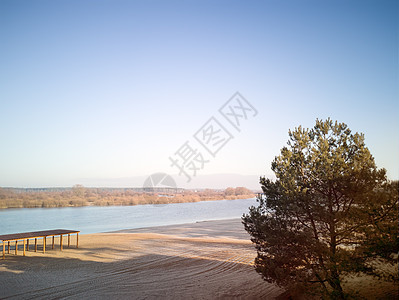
[0,219,285,299]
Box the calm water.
[0,198,257,235]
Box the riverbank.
[1,219,396,299]
[0,219,285,299]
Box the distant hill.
[69,173,271,191]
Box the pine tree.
[242,118,398,298]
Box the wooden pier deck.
[0,229,79,259]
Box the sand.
[0,219,285,299]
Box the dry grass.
[0,187,255,209]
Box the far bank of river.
[0,198,257,235]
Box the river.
[0,198,257,235]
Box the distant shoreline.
[0,186,256,209]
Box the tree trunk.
[327,189,345,299]
[328,275,346,299]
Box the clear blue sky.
[0,0,397,188]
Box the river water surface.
[0,198,257,235]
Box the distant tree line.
[0,186,254,209]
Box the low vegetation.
[0,186,255,209]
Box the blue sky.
[0,0,397,188]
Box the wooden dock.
[0,229,79,259]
